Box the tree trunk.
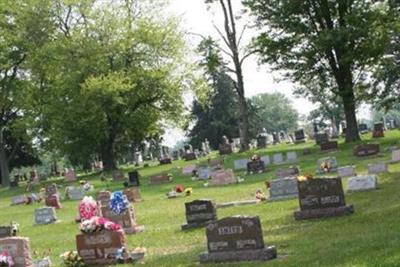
[101,138,117,171]
[341,90,360,142]
[0,143,10,187]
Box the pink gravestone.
[0,237,32,267]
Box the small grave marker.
[317,157,338,174]
[272,153,284,165]
[123,187,142,202]
[269,177,298,201]
[210,169,236,186]
[128,171,140,187]
[182,165,197,175]
[247,159,265,174]
[260,155,270,165]
[286,152,298,162]
[337,166,356,178]
[320,141,338,151]
[149,174,172,185]
[234,159,248,170]
[276,166,300,179]
[67,187,85,200]
[354,144,380,157]
[315,133,329,145]
[181,200,217,230]
[392,150,400,163]
[0,237,32,267]
[348,175,378,192]
[35,207,58,225]
[11,195,27,206]
[198,167,211,180]
[294,129,306,143]
[368,163,388,175]
[65,170,77,182]
[112,170,125,181]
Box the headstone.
[247,160,265,174]
[294,178,354,220]
[359,124,368,134]
[317,157,338,173]
[348,175,378,192]
[219,144,233,155]
[199,216,277,263]
[32,258,51,267]
[45,194,62,209]
[65,170,77,182]
[34,207,58,225]
[76,230,126,266]
[337,166,356,178]
[234,159,248,170]
[269,177,298,201]
[256,136,267,149]
[96,191,111,207]
[99,206,144,234]
[112,170,125,181]
[320,141,338,151]
[294,129,306,143]
[45,184,58,197]
[0,225,15,239]
[182,165,197,175]
[67,187,85,200]
[123,187,142,202]
[315,133,329,145]
[286,152,298,163]
[159,158,172,164]
[149,174,172,185]
[372,123,384,138]
[128,171,140,187]
[210,169,236,186]
[184,152,197,161]
[276,166,300,179]
[198,167,211,180]
[0,237,32,267]
[353,144,380,157]
[367,163,388,175]
[11,195,27,206]
[392,150,400,163]
[260,155,270,166]
[303,149,312,155]
[181,200,217,230]
[272,153,284,165]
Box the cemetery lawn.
[1,131,400,267]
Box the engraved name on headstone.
[181,200,217,230]
[269,177,298,201]
[348,175,377,192]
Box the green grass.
[1,130,400,267]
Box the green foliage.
[251,92,299,133]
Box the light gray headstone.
[33,258,52,267]
[286,152,298,163]
[269,177,298,201]
[337,166,356,178]
[11,195,27,205]
[272,153,284,164]
[261,155,270,165]
[392,150,400,163]
[67,187,85,200]
[234,159,248,170]
[367,163,388,175]
[348,175,377,192]
[35,207,57,225]
[198,167,211,180]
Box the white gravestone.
[286,152,298,163]
[368,163,388,175]
[337,166,356,178]
[261,155,271,166]
[234,159,248,170]
[348,175,377,192]
[272,153,284,165]
[392,150,400,163]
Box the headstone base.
[124,225,145,235]
[269,194,297,202]
[294,205,354,220]
[199,246,277,263]
[181,220,214,231]
[216,199,259,208]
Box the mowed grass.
[1,130,400,267]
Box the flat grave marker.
[368,163,388,175]
[149,174,172,185]
[276,166,300,179]
[337,166,356,178]
[34,207,58,225]
[234,159,248,171]
[210,169,236,186]
[348,175,378,192]
[272,153,284,165]
[392,150,400,163]
[286,151,298,163]
[354,144,380,157]
[317,157,338,174]
[269,177,298,201]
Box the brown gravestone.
[210,169,236,186]
[159,158,172,164]
[45,184,58,197]
[276,166,300,179]
[181,200,217,230]
[0,237,32,267]
[294,178,354,220]
[97,191,112,207]
[353,144,380,157]
[184,152,197,161]
[45,194,62,209]
[99,206,144,234]
[76,230,126,266]
[123,188,142,202]
[199,216,276,263]
[315,133,329,145]
[320,141,338,151]
[149,174,172,185]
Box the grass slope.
[0,130,400,267]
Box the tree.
[244,0,394,143]
[0,0,53,186]
[205,0,254,151]
[251,93,299,133]
[32,0,189,170]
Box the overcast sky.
[162,0,315,146]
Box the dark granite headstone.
[128,171,140,187]
[353,144,380,157]
[159,158,172,165]
[0,226,14,239]
[294,178,354,220]
[320,141,338,151]
[315,133,329,145]
[359,124,368,134]
[247,160,265,174]
[199,216,276,263]
[257,136,267,149]
[184,152,197,161]
[294,129,306,143]
[219,144,233,155]
[181,200,217,230]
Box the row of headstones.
[234,151,298,171]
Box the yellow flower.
[185,188,193,196]
[297,176,308,182]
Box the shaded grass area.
[0,130,399,266]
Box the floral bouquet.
[0,251,14,267]
[298,174,314,182]
[60,251,85,267]
[185,188,193,196]
[79,197,98,221]
[320,161,332,173]
[79,216,121,233]
[110,191,130,215]
[175,184,184,193]
[251,154,261,161]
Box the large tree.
[0,0,52,186]
[251,93,299,133]
[244,0,394,143]
[32,0,189,170]
[205,0,254,151]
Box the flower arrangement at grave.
[265,181,271,188]
[297,174,314,182]
[79,216,122,233]
[255,189,266,201]
[60,251,85,267]
[0,251,14,267]
[110,191,130,215]
[79,197,98,221]
[320,161,332,173]
[185,188,193,196]
[251,154,261,161]
[175,184,184,193]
